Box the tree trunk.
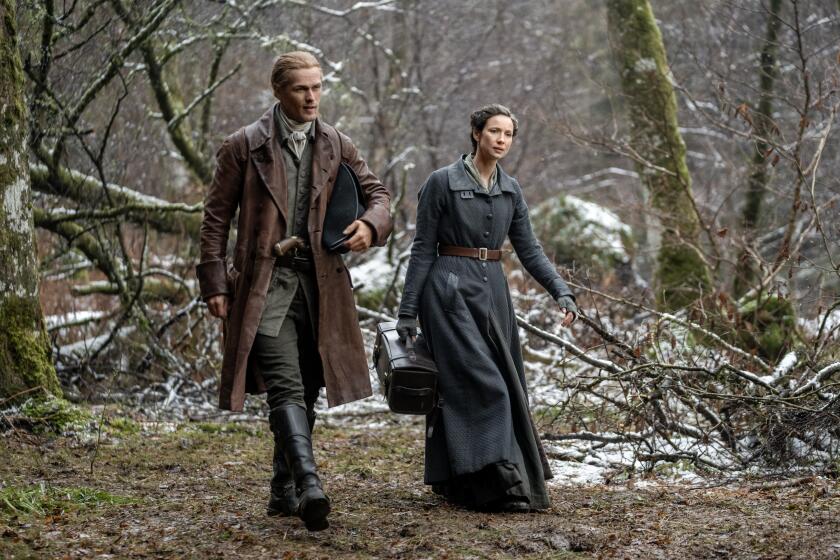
[606,0,711,310]
[734,0,783,298]
[0,0,61,401]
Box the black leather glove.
[396,316,417,342]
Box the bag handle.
[405,335,417,362]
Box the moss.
[188,421,264,437]
[0,483,135,518]
[355,286,389,310]
[737,293,797,361]
[655,243,710,311]
[0,296,60,401]
[19,395,90,434]
[105,416,141,436]
[700,292,798,362]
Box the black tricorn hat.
[323,162,366,253]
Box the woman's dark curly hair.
[469,104,519,152]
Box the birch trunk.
[0,0,60,401]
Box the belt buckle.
[478,247,488,261]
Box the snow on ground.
[45,310,107,331]
[347,246,401,295]
[799,308,840,337]
[545,439,708,487]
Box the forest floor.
[1,409,839,560]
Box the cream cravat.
[277,108,311,160]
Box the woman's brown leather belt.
[437,245,502,261]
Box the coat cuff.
[196,259,229,301]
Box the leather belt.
[275,255,314,272]
[437,245,502,261]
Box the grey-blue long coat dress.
[399,156,575,510]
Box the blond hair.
[270,51,322,93]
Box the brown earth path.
[1,417,838,559]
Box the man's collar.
[274,104,316,144]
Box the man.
[197,51,393,531]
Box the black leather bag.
[322,162,365,253]
[373,321,438,415]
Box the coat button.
[486,214,493,219]
[483,231,489,237]
[483,276,488,282]
[481,262,487,269]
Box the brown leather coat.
[197,105,393,411]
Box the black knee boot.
[267,433,298,516]
[267,405,317,516]
[270,404,330,531]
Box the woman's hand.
[556,295,577,327]
[560,309,575,327]
[396,316,417,342]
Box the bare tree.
[734,0,783,297]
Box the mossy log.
[606,0,711,310]
[29,163,202,238]
[0,0,60,401]
[70,278,189,303]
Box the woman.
[396,104,577,512]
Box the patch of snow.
[546,436,729,486]
[759,351,798,385]
[56,326,136,361]
[348,247,401,294]
[46,310,107,331]
[634,57,657,73]
[799,309,840,337]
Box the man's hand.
[207,295,230,319]
[343,220,373,252]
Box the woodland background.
[1,1,839,557]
